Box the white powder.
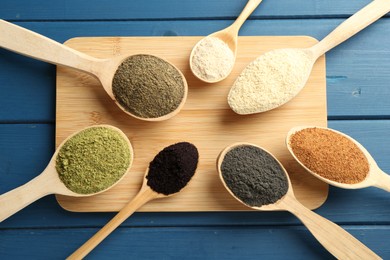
[191,36,235,82]
[228,48,315,114]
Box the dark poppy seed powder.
[147,142,199,195]
[221,145,289,207]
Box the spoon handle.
[282,196,380,259]
[0,171,55,222]
[67,187,158,260]
[229,0,263,33]
[310,0,390,57]
[0,19,102,75]
[372,169,390,192]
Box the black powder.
[221,145,288,207]
[147,142,199,195]
[112,54,185,119]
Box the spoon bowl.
[216,142,291,212]
[287,126,390,192]
[0,20,187,121]
[228,0,390,114]
[217,143,379,259]
[0,125,133,222]
[228,47,316,114]
[189,0,263,83]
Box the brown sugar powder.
[289,127,369,184]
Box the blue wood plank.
[1,1,389,259]
[0,49,55,123]
[1,121,390,229]
[0,226,388,259]
[0,124,54,193]
[0,19,389,121]
[0,0,385,20]
[328,120,390,171]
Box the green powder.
[112,54,185,118]
[55,126,131,194]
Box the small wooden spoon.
[67,170,167,260]
[287,126,390,191]
[189,0,263,83]
[228,0,390,114]
[0,125,133,222]
[0,19,187,121]
[68,142,199,259]
[217,143,380,259]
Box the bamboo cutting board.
[56,36,328,212]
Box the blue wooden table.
[1,0,390,259]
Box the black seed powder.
[221,145,289,207]
[147,142,199,195]
[112,54,185,119]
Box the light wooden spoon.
[0,19,187,121]
[228,0,390,114]
[217,143,380,259]
[67,169,168,260]
[287,126,390,191]
[68,142,199,259]
[189,0,263,83]
[0,125,133,222]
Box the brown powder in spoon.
[289,127,369,184]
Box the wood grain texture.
[0,226,388,259]
[309,0,390,58]
[0,19,389,122]
[0,0,390,259]
[0,0,385,20]
[0,124,54,193]
[68,187,160,259]
[55,36,327,212]
[2,121,390,228]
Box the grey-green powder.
[56,126,131,194]
[112,54,185,118]
[221,145,289,207]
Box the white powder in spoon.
[191,36,235,82]
[228,48,315,114]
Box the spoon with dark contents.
[287,126,390,191]
[0,125,133,222]
[0,20,187,121]
[68,142,199,259]
[217,143,380,259]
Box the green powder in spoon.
[55,126,131,194]
[112,54,185,119]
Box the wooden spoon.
[217,143,380,259]
[228,0,390,114]
[67,170,167,260]
[287,126,390,192]
[189,0,263,83]
[68,142,199,259]
[0,125,133,222]
[0,19,187,121]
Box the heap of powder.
[221,145,288,207]
[112,54,185,118]
[191,36,235,82]
[228,48,314,114]
[289,127,369,184]
[147,142,199,195]
[56,126,131,194]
